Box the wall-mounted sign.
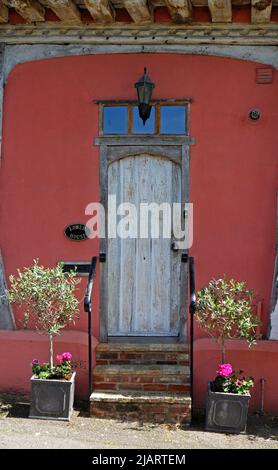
[64,223,90,241]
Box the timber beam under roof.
[0,22,278,45]
[0,0,276,26]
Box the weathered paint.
[107,154,181,337]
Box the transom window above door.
[98,100,190,136]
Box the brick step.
[90,390,191,425]
[96,343,188,352]
[96,343,189,366]
[93,364,190,393]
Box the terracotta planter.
[205,382,250,434]
[29,371,76,421]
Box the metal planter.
[29,371,76,421]
[205,382,250,434]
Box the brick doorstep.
[91,343,192,425]
[90,391,191,425]
[94,364,190,376]
[96,343,188,353]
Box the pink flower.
[62,352,72,361]
[236,380,242,386]
[32,359,39,365]
[216,363,233,377]
[56,354,63,363]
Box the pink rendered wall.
[0,53,277,333]
[0,53,277,409]
[0,330,96,399]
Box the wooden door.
[107,154,182,337]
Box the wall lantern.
[135,67,155,125]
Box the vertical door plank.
[118,157,137,334]
[133,156,152,333]
[170,162,182,334]
[107,161,120,335]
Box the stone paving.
[0,393,278,449]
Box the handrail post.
[88,301,92,398]
[84,256,97,399]
[189,256,196,420]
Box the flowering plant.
[31,352,73,381]
[212,363,254,395]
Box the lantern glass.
[135,68,155,124]
[135,67,154,105]
[136,82,153,105]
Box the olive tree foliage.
[8,260,81,369]
[196,278,261,363]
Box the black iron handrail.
[84,256,98,398]
[189,256,196,418]
[84,257,98,314]
[189,256,196,315]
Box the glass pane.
[160,106,186,134]
[103,106,128,134]
[133,106,155,134]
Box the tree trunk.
[49,334,53,370]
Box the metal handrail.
[189,256,196,315]
[84,257,97,313]
[189,256,196,418]
[84,256,98,398]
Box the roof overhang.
[0,1,277,45]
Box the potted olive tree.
[8,260,80,421]
[196,278,261,433]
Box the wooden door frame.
[95,135,194,343]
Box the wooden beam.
[208,0,232,22]
[165,0,192,23]
[40,0,82,24]
[84,0,115,23]
[251,0,272,23]
[1,23,278,46]
[2,0,45,22]
[122,0,152,23]
[0,1,8,23]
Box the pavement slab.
[0,393,277,449]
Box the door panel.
[107,154,181,337]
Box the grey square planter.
[205,382,250,434]
[29,371,76,421]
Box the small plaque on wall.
[64,223,90,241]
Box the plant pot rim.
[208,381,251,397]
[31,371,76,383]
